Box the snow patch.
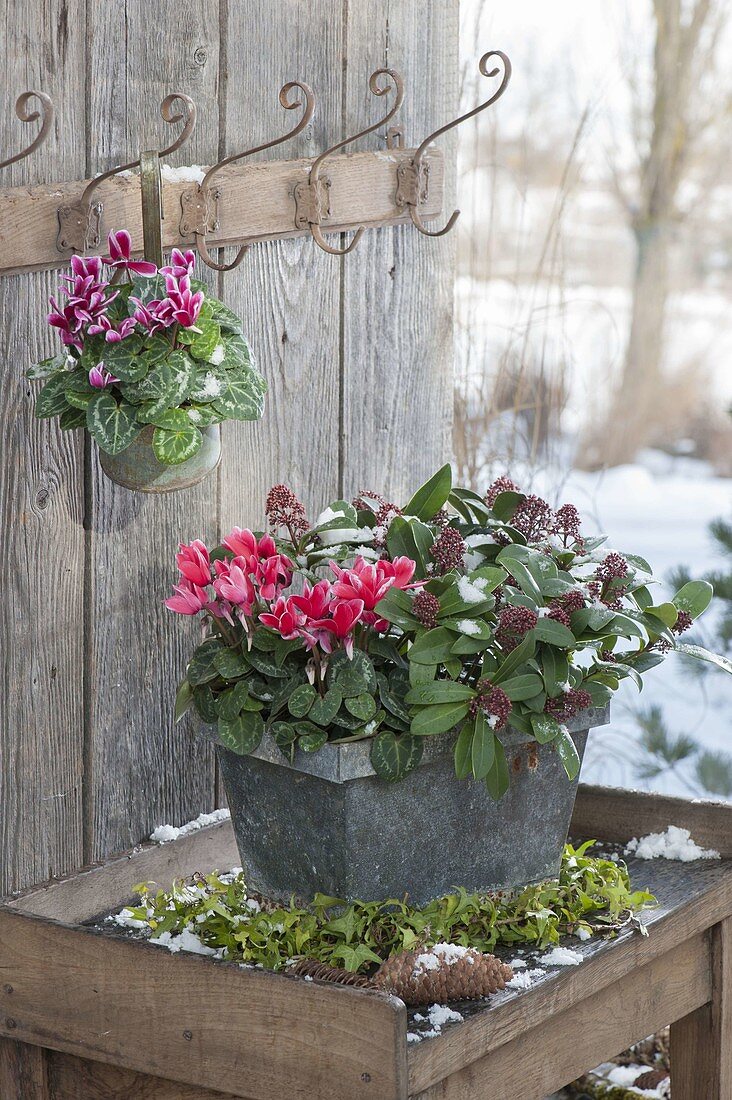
[541,946,583,967]
[161,163,207,183]
[151,927,221,956]
[150,808,231,844]
[456,619,482,635]
[507,966,546,990]
[209,343,226,365]
[413,942,475,976]
[625,825,721,862]
[457,575,489,604]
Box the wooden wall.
[0,0,457,894]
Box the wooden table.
[1,785,730,1100]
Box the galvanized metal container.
[98,423,221,492]
[202,707,609,906]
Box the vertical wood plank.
[0,1039,50,1100]
[670,918,732,1099]
[0,0,86,894]
[340,0,458,502]
[84,1,221,859]
[217,0,344,531]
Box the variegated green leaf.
[86,393,140,455]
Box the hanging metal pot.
[98,423,221,493]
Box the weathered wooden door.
[0,0,457,894]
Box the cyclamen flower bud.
[413,590,440,628]
[429,526,466,574]
[485,475,520,508]
[496,606,538,651]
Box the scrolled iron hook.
[300,67,404,256]
[0,90,54,172]
[402,50,511,238]
[193,80,316,272]
[57,93,197,253]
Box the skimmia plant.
[28,231,265,465]
[170,464,729,797]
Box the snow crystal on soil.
[507,967,545,990]
[625,825,720,862]
[150,808,231,844]
[541,946,583,966]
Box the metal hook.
[0,91,54,171]
[56,92,196,254]
[295,68,404,256]
[185,80,316,272]
[397,50,511,238]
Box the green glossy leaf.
[309,687,343,726]
[27,353,68,380]
[404,680,475,705]
[86,393,140,455]
[410,700,470,735]
[188,366,229,403]
[192,683,218,722]
[174,679,193,723]
[402,463,452,521]
[35,373,71,418]
[59,406,86,429]
[471,711,496,779]
[530,713,562,744]
[408,627,456,665]
[645,602,678,629]
[555,727,581,780]
[188,319,221,362]
[218,711,264,755]
[501,673,544,701]
[288,683,317,717]
[298,727,328,753]
[152,422,203,465]
[442,618,493,640]
[374,587,420,630]
[672,580,714,620]
[534,617,576,647]
[103,338,147,381]
[370,731,423,781]
[453,720,474,779]
[212,367,267,422]
[386,516,434,577]
[270,721,297,748]
[484,738,510,799]
[492,632,536,684]
[345,693,377,721]
[216,679,252,720]
[491,490,524,522]
[676,644,732,676]
[213,647,249,680]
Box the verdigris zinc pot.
[98,423,221,492]
[201,706,609,906]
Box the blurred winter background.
[456,0,732,799]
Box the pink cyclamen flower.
[254,554,294,601]
[330,555,418,630]
[129,297,172,335]
[161,248,196,278]
[88,365,121,389]
[163,273,204,328]
[308,598,365,657]
[212,558,256,614]
[288,579,332,621]
[259,596,306,640]
[176,539,211,588]
[105,229,158,276]
[165,580,211,615]
[222,528,277,566]
[68,253,105,283]
[88,314,137,343]
[48,298,84,348]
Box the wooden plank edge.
[0,148,444,275]
[2,818,239,923]
[0,907,409,1100]
[406,870,732,1094]
[572,784,732,858]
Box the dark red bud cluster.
[469,680,512,729]
[265,484,310,539]
[429,526,466,574]
[413,590,440,628]
[496,605,538,651]
[485,475,520,507]
[511,494,554,542]
[672,610,693,635]
[546,687,593,720]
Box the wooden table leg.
[0,1038,50,1100]
[671,918,731,1099]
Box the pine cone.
[372,945,512,1005]
[634,1069,670,1091]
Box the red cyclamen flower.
[165,579,212,616]
[329,556,417,631]
[176,539,212,588]
[259,596,306,640]
[162,273,204,328]
[88,365,121,389]
[212,558,256,614]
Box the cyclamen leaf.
[213,647,250,680]
[103,338,147,382]
[309,687,343,726]
[288,683,317,718]
[35,373,72,418]
[174,679,193,723]
[345,693,377,721]
[218,711,264,755]
[59,406,86,430]
[86,393,140,455]
[370,731,423,781]
[212,368,267,422]
[188,640,227,686]
[188,319,221,362]
[27,353,68,380]
[152,423,203,466]
[298,727,328,753]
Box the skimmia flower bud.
[485,475,520,508]
[429,526,466,574]
[496,606,538,651]
[413,590,440,628]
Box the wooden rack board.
[1,784,731,1100]
[0,147,444,276]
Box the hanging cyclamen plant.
[27,231,265,489]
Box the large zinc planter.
[200,707,608,905]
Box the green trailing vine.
[116,842,655,972]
